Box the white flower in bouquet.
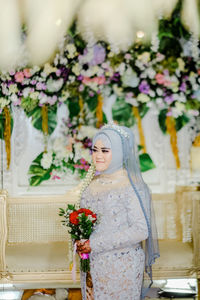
[156,88,163,96]
[122,68,139,88]
[77,126,98,140]
[39,93,48,104]
[41,151,53,169]
[171,102,186,117]
[30,91,39,100]
[177,58,185,71]
[46,78,64,92]
[74,142,83,153]
[23,87,31,98]
[137,93,150,103]
[59,90,70,102]
[125,97,138,106]
[9,84,18,94]
[43,63,57,76]
[138,52,150,64]
[149,90,156,97]
[66,44,77,59]
[113,84,123,97]
[0,98,10,109]
[116,62,126,75]
[192,83,199,91]
[10,94,18,103]
[72,63,81,76]
[178,92,187,103]
[81,148,92,162]
[146,67,156,79]
[2,85,9,96]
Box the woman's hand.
[76,240,91,257]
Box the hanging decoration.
[132,106,146,153]
[96,94,103,128]
[166,115,181,169]
[3,107,11,169]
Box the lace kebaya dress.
[80,169,148,300]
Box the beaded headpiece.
[100,121,130,139]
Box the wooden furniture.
[0,186,199,293]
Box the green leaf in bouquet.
[175,114,190,131]
[26,105,57,134]
[86,94,98,112]
[68,204,76,211]
[28,165,47,176]
[158,109,168,134]
[21,97,38,113]
[112,98,135,127]
[32,152,44,164]
[29,175,44,186]
[67,97,80,118]
[139,153,156,172]
[139,105,149,119]
[71,234,79,240]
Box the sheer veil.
[93,123,160,296]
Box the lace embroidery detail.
[80,174,148,300]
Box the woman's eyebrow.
[93,146,110,150]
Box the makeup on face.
[92,140,112,172]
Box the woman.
[76,123,159,300]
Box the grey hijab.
[92,130,123,174]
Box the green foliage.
[175,114,190,131]
[112,98,135,127]
[28,152,52,186]
[139,153,156,172]
[26,105,57,134]
[158,109,168,134]
[158,0,190,56]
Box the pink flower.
[155,73,165,85]
[125,53,131,60]
[166,110,172,116]
[15,72,24,83]
[93,76,106,85]
[80,158,86,165]
[79,84,84,92]
[84,165,90,171]
[23,68,31,78]
[52,175,61,180]
[82,77,91,84]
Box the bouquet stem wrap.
[72,239,90,282]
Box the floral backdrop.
[0,2,200,186]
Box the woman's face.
[92,139,112,172]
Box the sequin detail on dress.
[80,170,148,300]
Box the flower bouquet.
[59,204,97,272]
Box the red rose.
[69,211,79,225]
[77,208,93,216]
